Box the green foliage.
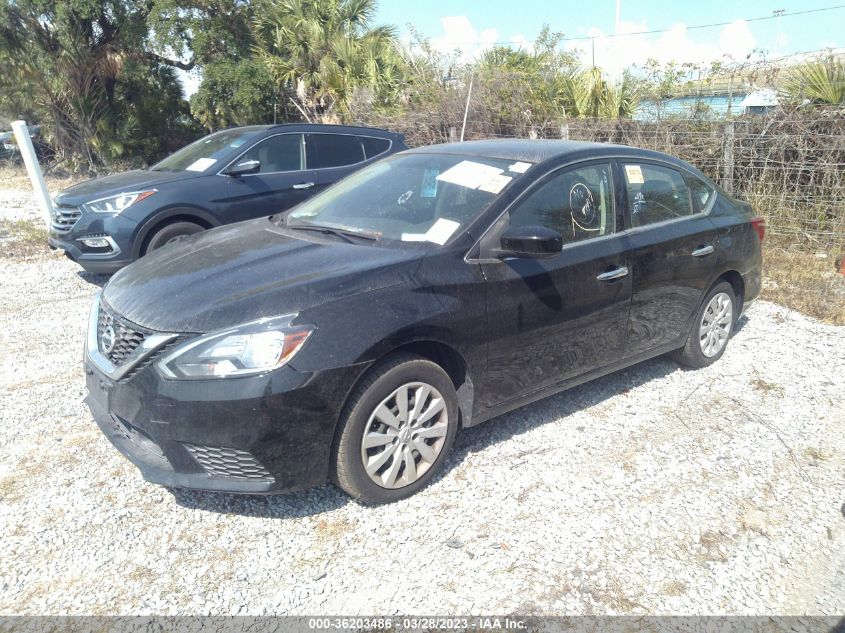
[191,60,277,130]
[785,56,845,106]
[0,0,247,168]
[253,0,403,121]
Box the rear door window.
[307,134,366,169]
[360,136,391,159]
[237,134,304,173]
[623,163,693,227]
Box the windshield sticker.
[436,160,503,189]
[185,157,217,172]
[421,169,439,198]
[478,174,512,194]
[625,164,644,184]
[229,138,247,148]
[401,218,461,245]
[508,161,532,173]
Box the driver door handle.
[292,182,315,190]
[596,266,629,281]
[691,245,715,257]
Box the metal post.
[723,121,735,194]
[11,120,52,229]
[460,73,474,142]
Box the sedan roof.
[406,139,698,174]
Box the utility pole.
[773,9,786,52]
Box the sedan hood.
[55,170,200,206]
[102,219,422,333]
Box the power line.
[426,4,845,46]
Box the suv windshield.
[151,129,260,173]
[285,153,520,244]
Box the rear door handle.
[292,182,315,190]
[596,266,629,281]
[691,245,715,257]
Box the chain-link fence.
[358,107,845,251]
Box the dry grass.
[762,246,845,325]
[0,219,49,259]
[0,164,87,192]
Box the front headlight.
[157,315,314,379]
[82,190,156,214]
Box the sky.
[374,0,845,77]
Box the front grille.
[97,301,150,365]
[184,444,274,481]
[51,204,82,234]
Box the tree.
[0,1,248,167]
[253,0,401,121]
[191,60,277,130]
[785,55,845,106]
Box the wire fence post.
[560,123,570,140]
[722,121,735,195]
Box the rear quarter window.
[685,174,715,212]
[360,136,391,159]
[308,133,365,169]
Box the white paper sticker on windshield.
[478,174,512,194]
[186,157,217,172]
[436,161,503,189]
[401,218,461,245]
[508,161,532,173]
[625,164,644,184]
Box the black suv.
[49,124,406,273]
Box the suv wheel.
[672,281,736,368]
[332,353,458,504]
[143,221,204,254]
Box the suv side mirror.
[499,225,563,258]
[226,159,260,176]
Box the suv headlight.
[157,315,314,379]
[83,190,156,214]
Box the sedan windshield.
[285,153,523,244]
[151,129,260,173]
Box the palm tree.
[253,0,400,121]
[785,56,845,106]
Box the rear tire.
[672,281,736,369]
[332,353,459,504]
[143,221,204,255]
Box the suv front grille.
[51,204,82,234]
[184,444,274,481]
[97,302,151,365]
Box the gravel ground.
[1,220,844,616]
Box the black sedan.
[50,123,406,273]
[85,140,764,504]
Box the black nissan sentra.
[85,140,764,504]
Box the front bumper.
[49,208,136,274]
[84,317,367,494]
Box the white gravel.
[1,222,844,616]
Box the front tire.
[143,221,204,255]
[332,353,459,504]
[672,281,736,369]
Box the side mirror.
[499,225,563,258]
[225,159,260,176]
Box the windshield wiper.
[286,221,379,243]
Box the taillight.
[750,216,766,243]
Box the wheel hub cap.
[699,292,733,358]
[360,381,449,489]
